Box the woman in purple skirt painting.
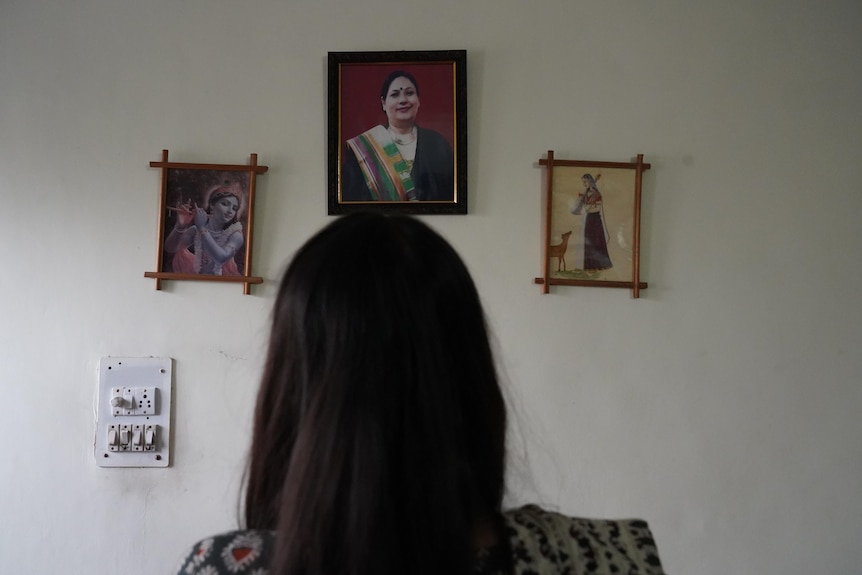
[571,173,613,272]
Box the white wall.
[1,1,860,573]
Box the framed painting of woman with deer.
[534,151,651,298]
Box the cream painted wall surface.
[1,0,860,573]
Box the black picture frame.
[327,50,467,215]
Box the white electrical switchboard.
[95,357,172,468]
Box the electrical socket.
[136,387,155,415]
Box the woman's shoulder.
[414,126,454,168]
[502,504,665,575]
[174,529,276,575]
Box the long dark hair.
[244,212,507,575]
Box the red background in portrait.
[339,62,456,148]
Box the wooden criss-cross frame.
[144,150,268,294]
[534,151,650,298]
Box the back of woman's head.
[245,212,506,575]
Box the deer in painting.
[549,231,572,272]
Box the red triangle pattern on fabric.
[232,547,253,561]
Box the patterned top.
[175,504,665,575]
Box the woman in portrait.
[341,70,455,202]
[164,182,245,276]
[571,173,613,271]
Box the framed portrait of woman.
[327,50,467,215]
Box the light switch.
[119,425,131,451]
[107,426,119,452]
[122,389,135,415]
[132,425,143,452]
[144,425,156,451]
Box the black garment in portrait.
[341,126,455,202]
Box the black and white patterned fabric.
[175,504,665,575]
